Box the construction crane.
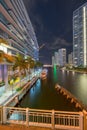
[39,43,45,50]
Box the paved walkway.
[0,125,55,130]
[0,70,41,106]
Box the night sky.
[23,0,87,64]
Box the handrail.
[2,106,83,130]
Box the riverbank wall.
[4,76,39,107]
[61,68,87,74]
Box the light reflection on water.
[57,69,87,106]
[18,68,87,110]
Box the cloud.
[23,0,36,11]
[31,14,44,33]
[23,0,46,35]
[23,0,48,12]
[47,37,71,50]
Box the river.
[18,67,87,111]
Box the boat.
[40,69,48,80]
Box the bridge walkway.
[0,125,62,130]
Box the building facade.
[73,2,87,67]
[52,56,55,66]
[54,52,59,65]
[58,48,66,66]
[0,0,39,60]
[0,0,39,83]
[52,49,66,66]
[68,52,73,65]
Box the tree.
[13,54,27,77]
[35,61,43,68]
[0,38,8,45]
[0,50,4,63]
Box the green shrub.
[16,87,22,91]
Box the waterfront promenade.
[0,70,41,106]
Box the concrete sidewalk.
[0,125,55,130]
[0,70,41,106]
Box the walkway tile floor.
[0,88,16,105]
[0,124,62,130]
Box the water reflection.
[75,74,87,104]
[53,65,58,83]
[18,68,87,110]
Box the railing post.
[51,109,55,129]
[26,108,29,126]
[3,106,7,124]
[79,112,83,130]
[83,110,87,130]
[0,106,3,124]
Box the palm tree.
[35,61,43,68]
[13,54,27,77]
[0,50,15,91]
[0,50,4,63]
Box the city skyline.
[23,0,87,64]
[73,2,87,67]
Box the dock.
[55,84,87,111]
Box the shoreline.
[61,68,87,74]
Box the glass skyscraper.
[73,2,87,67]
[0,0,39,60]
[58,48,66,66]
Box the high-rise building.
[68,52,73,65]
[52,56,55,66]
[54,52,59,65]
[58,48,66,66]
[73,2,87,67]
[52,49,66,66]
[0,0,39,60]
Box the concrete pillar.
[0,65,2,82]
[0,106,3,124]
[67,95,70,99]
[83,110,87,130]
[71,98,74,103]
[79,112,83,130]
[26,108,29,126]
[4,65,8,90]
[51,109,55,129]
[3,107,7,124]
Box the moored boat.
[40,69,48,80]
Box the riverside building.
[68,52,73,65]
[0,0,39,60]
[0,0,39,82]
[58,48,66,66]
[73,2,87,67]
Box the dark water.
[18,67,87,111]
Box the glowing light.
[53,65,58,82]
[62,69,65,74]
[83,7,86,66]
[72,71,75,75]
[0,44,7,53]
